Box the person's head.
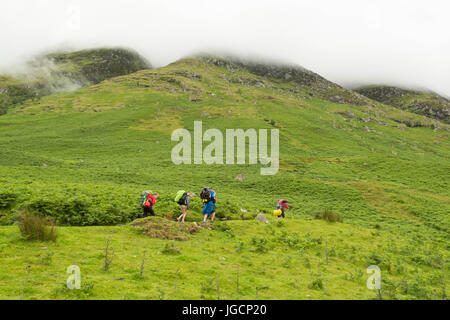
[188,192,195,197]
[153,192,159,198]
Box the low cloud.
[4,56,84,95]
[1,0,449,96]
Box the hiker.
[276,199,290,219]
[142,191,159,217]
[175,191,195,223]
[200,187,216,225]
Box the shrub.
[212,222,235,237]
[0,191,18,209]
[17,210,58,241]
[314,209,343,222]
[251,236,269,253]
[162,242,181,255]
[309,278,324,290]
[132,217,200,241]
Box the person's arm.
[186,196,190,209]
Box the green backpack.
[174,190,186,203]
[140,190,152,206]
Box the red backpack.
[144,193,156,208]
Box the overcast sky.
[1,0,449,96]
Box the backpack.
[144,193,155,208]
[140,190,152,206]
[200,187,211,203]
[175,190,187,204]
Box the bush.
[132,217,200,241]
[17,210,58,241]
[0,191,18,209]
[314,209,343,222]
[161,242,181,255]
[251,236,269,253]
[309,278,324,290]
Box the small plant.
[303,257,311,269]
[216,278,221,300]
[236,265,240,294]
[40,250,54,265]
[20,265,31,300]
[314,209,343,223]
[344,268,364,282]
[17,210,57,241]
[81,281,95,295]
[255,285,269,298]
[162,242,181,255]
[139,250,146,278]
[284,232,300,248]
[235,241,244,253]
[213,223,235,238]
[103,239,114,271]
[157,286,166,300]
[308,278,324,290]
[251,237,269,253]
[200,277,215,297]
[282,255,292,268]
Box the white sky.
[1,0,449,96]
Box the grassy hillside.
[0,48,150,116]
[0,55,448,299]
[356,85,450,124]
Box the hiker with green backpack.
[175,190,195,223]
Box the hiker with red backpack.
[175,190,195,223]
[276,199,290,219]
[140,190,159,217]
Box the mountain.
[0,51,448,299]
[199,55,371,105]
[0,47,151,115]
[356,85,450,124]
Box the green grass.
[0,217,447,300]
[0,55,449,299]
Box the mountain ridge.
[356,85,450,123]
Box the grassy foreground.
[0,216,447,300]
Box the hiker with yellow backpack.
[175,190,195,223]
[274,199,290,219]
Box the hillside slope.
[356,85,450,124]
[0,54,448,299]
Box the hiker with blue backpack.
[201,187,216,225]
[175,191,195,223]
